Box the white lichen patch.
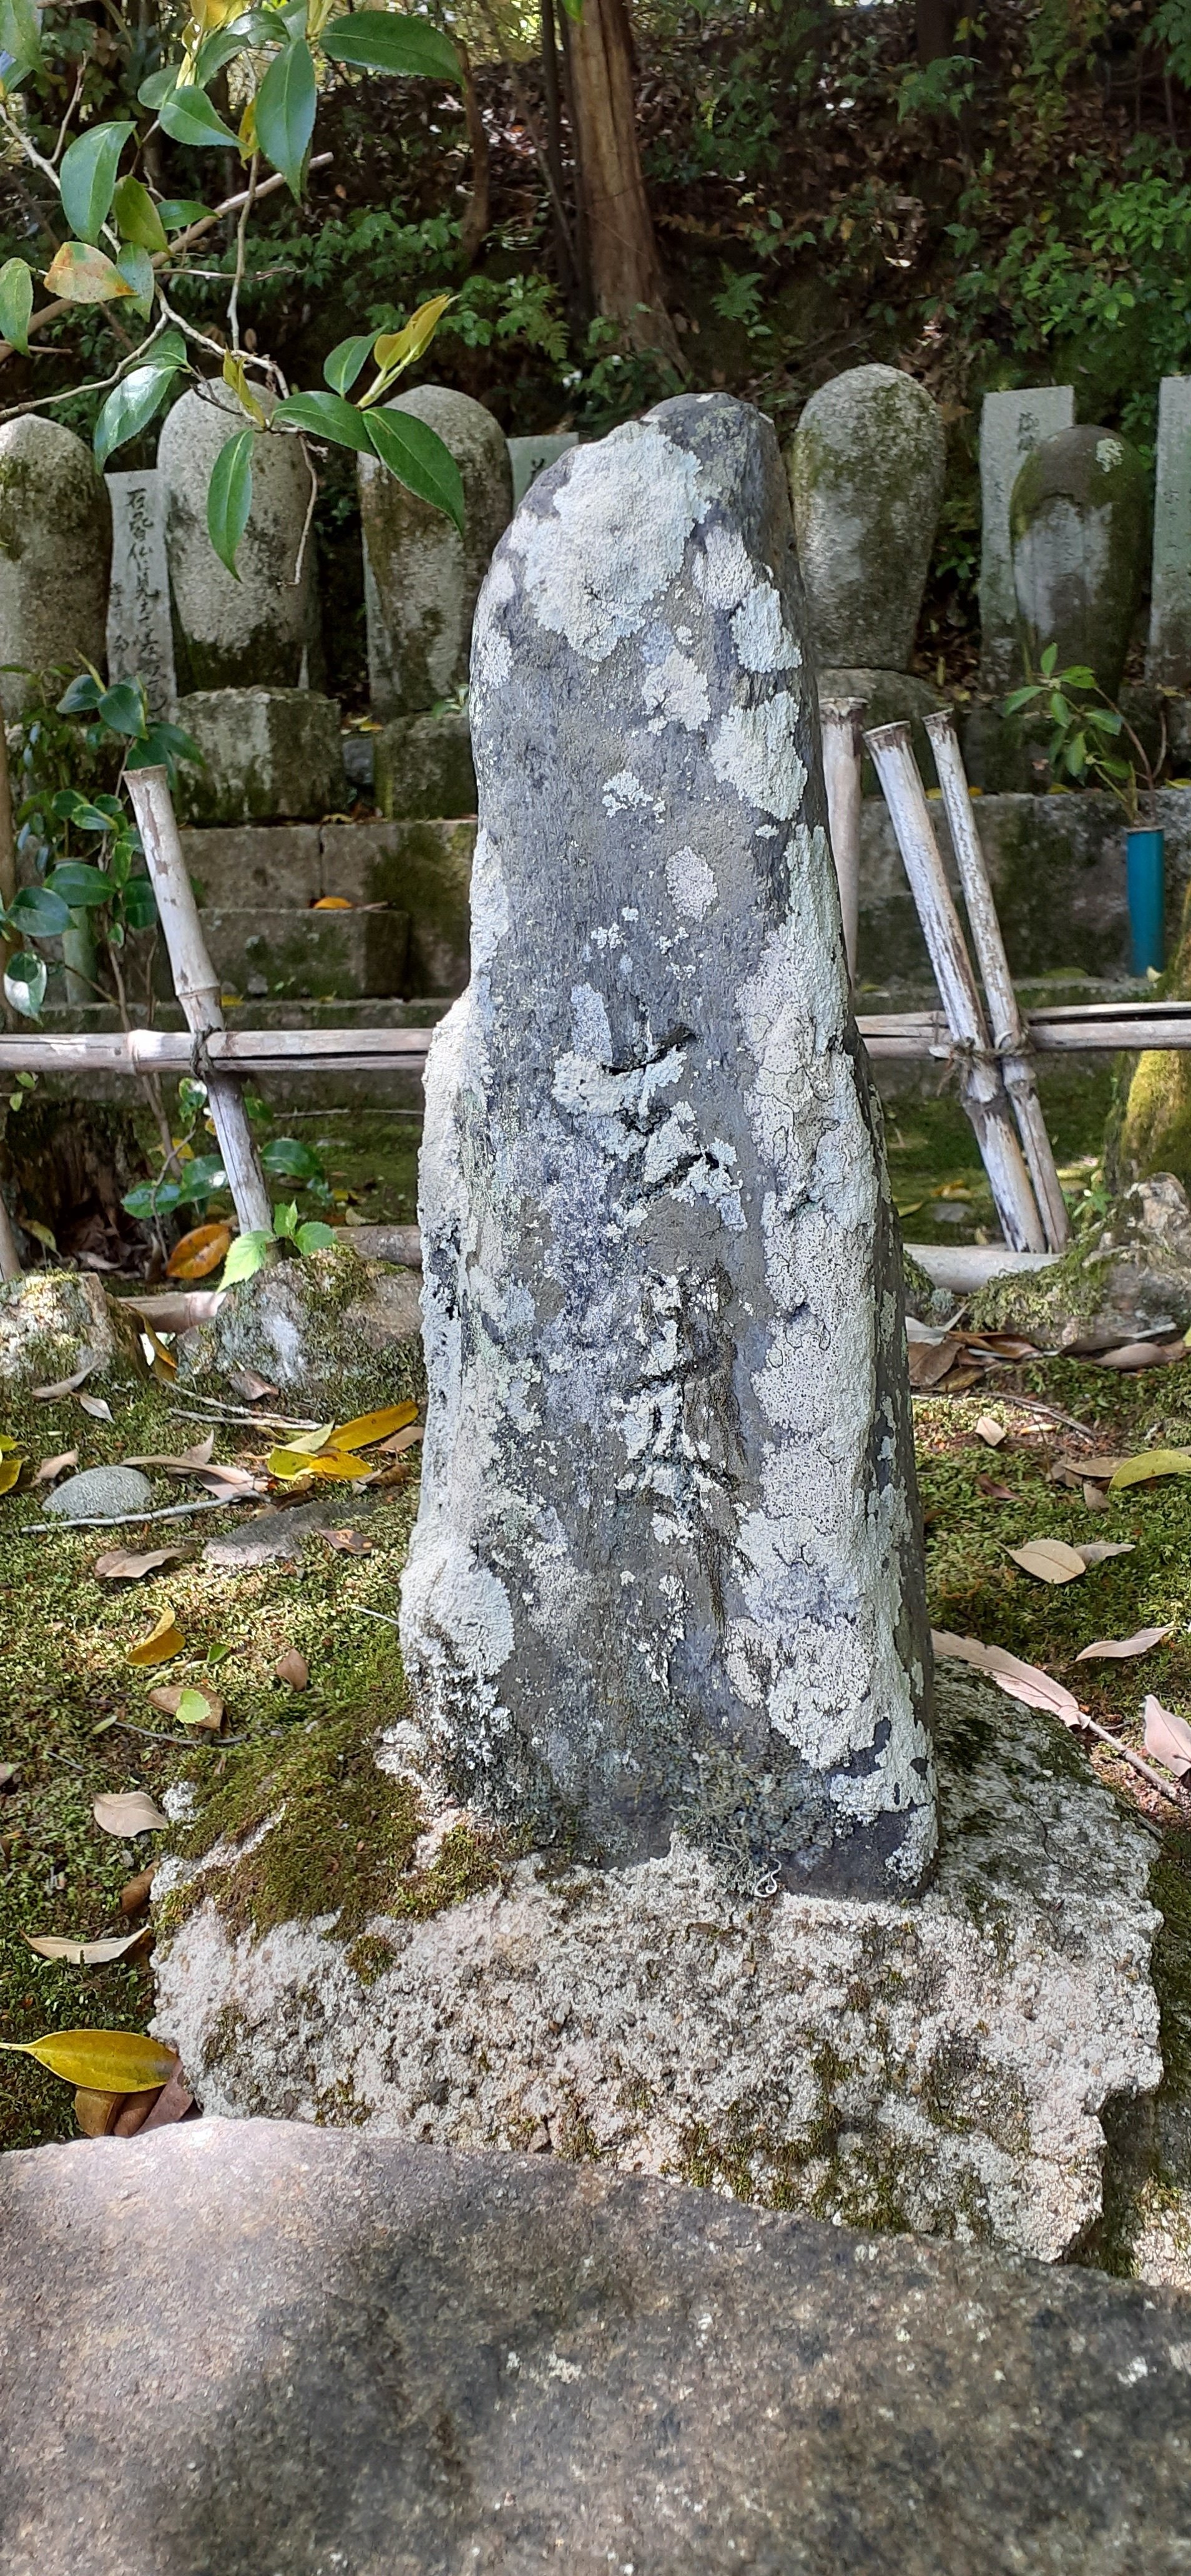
[665,845,717,920]
[710,695,806,820]
[154,1675,1163,2268]
[641,642,711,732]
[508,422,709,663]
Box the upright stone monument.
[359,384,513,718]
[158,382,319,694]
[1147,376,1191,690]
[0,417,111,718]
[1011,424,1149,698]
[508,429,579,509]
[158,383,338,824]
[978,384,1074,690]
[153,398,1166,2256]
[105,468,176,718]
[786,364,945,672]
[402,390,936,1895]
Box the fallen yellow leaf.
[0,1455,24,1495]
[1109,1448,1191,1491]
[268,1444,371,1482]
[125,1604,184,1666]
[331,1400,419,1453]
[0,2027,177,2091]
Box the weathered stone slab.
[358,383,512,717]
[786,364,944,670]
[152,1671,1162,2259]
[181,824,323,910]
[401,390,935,1893]
[1011,425,1150,697]
[159,383,319,694]
[4,2121,1191,2576]
[174,687,341,825]
[509,427,580,505]
[1149,376,1191,689]
[0,417,111,720]
[0,1270,139,1390]
[373,707,476,818]
[104,467,176,718]
[978,383,1074,691]
[193,904,409,1004]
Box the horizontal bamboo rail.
[0,1005,1187,1080]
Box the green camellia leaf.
[97,681,147,738]
[175,1153,227,1203]
[47,861,111,909]
[9,883,69,937]
[260,1135,323,1179]
[42,242,133,306]
[0,257,32,354]
[51,787,112,829]
[157,199,210,232]
[115,242,155,319]
[255,37,316,200]
[55,674,103,716]
[111,173,169,255]
[125,721,202,774]
[137,66,175,110]
[220,1229,273,1287]
[321,12,461,84]
[273,388,372,452]
[363,405,464,534]
[94,359,178,469]
[158,85,239,151]
[122,1178,181,1221]
[0,0,41,83]
[206,427,254,578]
[4,951,46,1018]
[59,121,134,246]
[323,333,375,397]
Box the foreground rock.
[969,1172,1191,1349]
[176,1242,423,1415]
[0,1271,140,1392]
[154,1671,1161,2260]
[3,2122,1190,2576]
[401,389,935,1897]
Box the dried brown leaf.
[1076,1626,1174,1663]
[976,1476,1016,1501]
[974,1415,1007,1447]
[94,1544,185,1582]
[92,1790,168,1837]
[31,1357,99,1400]
[320,1528,374,1556]
[138,2062,197,2129]
[1082,1481,1111,1511]
[125,1604,184,1666]
[77,1392,113,1422]
[147,1682,223,1731]
[1096,1340,1187,1372]
[22,1928,149,1965]
[1075,1539,1135,1566]
[1006,1537,1089,1584]
[274,1647,308,1691]
[33,1449,77,1485]
[376,1423,424,1457]
[229,1367,280,1402]
[124,1433,216,1472]
[120,1865,155,1916]
[931,1629,1083,1727]
[908,1335,964,1389]
[1143,1693,1191,1778]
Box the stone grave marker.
[978,384,1074,689]
[401,388,936,1896]
[508,429,579,508]
[1011,423,1149,696]
[105,468,176,718]
[1148,375,1191,690]
[358,382,512,721]
[785,363,944,673]
[0,416,111,720]
[157,381,319,695]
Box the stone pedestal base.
[154,1672,1162,2263]
[174,687,341,824]
[373,708,476,821]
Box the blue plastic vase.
[1127,827,1165,976]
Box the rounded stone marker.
[46,1466,152,1523]
[786,363,945,671]
[358,383,512,718]
[157,383,317,693]
[0,417,112,720]
[1010,423,1149,698]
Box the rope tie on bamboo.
[927,1033,1002,1080]
[188,1030,215,1087]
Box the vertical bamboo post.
[864,720,1046,1254]
[923,709,1070,1252]
[820,696,865,983]
[124,767,272,1237]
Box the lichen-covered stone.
[358,384,512,718]
[400,391,934,1896]
[373,708,476,819]
[173,687,341,825]
[786,366,945,671]
[158,383,319,695]
[0,1271,139,1390]
[176,1244,423,1416]
[152,1670,1162,2261]
[1011,424,1150,698]
[969,1173,1191,1349]
[978,384,1076,691]
[0,417,112,720]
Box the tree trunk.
[916,0,957,64]
[457,46,491,271]
[567,0,680,366]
